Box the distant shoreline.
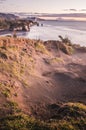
[0,20,86,47]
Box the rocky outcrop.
[0,13,19,20]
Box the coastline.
[0,20,86,47]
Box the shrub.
[35,42,49,54]
[0,52,8,59]
[59,35,72,45]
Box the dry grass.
[0,37,86,130]
[35,41,50,55]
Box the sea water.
[27,20,86,46]
[1,21,86,46]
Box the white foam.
[26,24,86,46]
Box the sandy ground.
[18,43,86,116]
[0,38,86,117]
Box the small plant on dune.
[0,81,15,98]
[67,102,86,111]
[51,57,64,63]
[62,45,74,55]
[67,46,74,54]
[0,51,8,59]
[58,35,74,55]
[35,41,49,55]
[21,79,29,88]
[4,100,21,114]
[2,89,11,98]
[7,101,18,108]
[59,35,72,45]
[0,47,8,59]
[44,57,64,65]
[58,121,75,130]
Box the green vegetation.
[0,20,9,30]
[0,102,86,130]
[0,51,8,59]
[58,35,74,55]
[0,114,50,130]
[67,102,86,111]
[51,57,64,63]
[59,35,72,45]
[48,102,86,130]
[44,57,64,65]
[61,45,74,55]
[0,38,35,80]
[0,81,11,98]
[0,37,86,130]
[2,89,10,97]
[0,19,37,31]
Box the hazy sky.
[0,0,86,13]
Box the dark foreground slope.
[0,37,86,130]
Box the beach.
[1,20,86,46]
[28,21,86,46]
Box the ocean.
[1,20,86,46]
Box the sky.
[0,0,86,13]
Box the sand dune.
[0,37,86,129]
